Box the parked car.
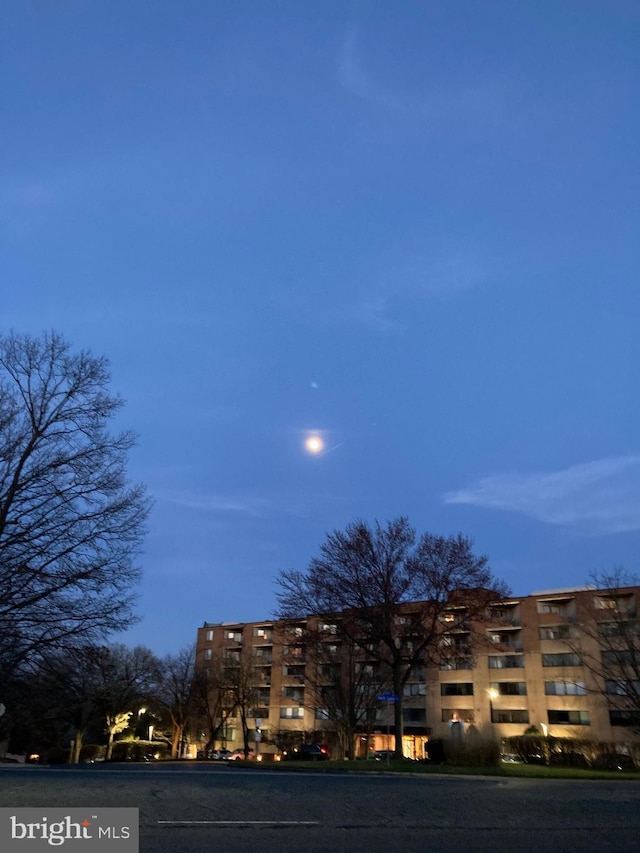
[227,748,256,760]
[373,749,396,761]
[282,743,330,761]
[207,748,232,760]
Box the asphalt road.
[1,762,639,853]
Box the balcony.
[489,640,523,653]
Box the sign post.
[254,718,262,761]
[376,691,400,762]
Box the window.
[547,710,590,726]
[536,597,576,618]
[488,655,524,669]
[599,622,623,638]
[205,630,213,641]
[282,687,304,701]
[488,629,521,642]
[254,627,273,641]
[544,681,586,695]
[442,709,474,723]
[441,635,471,653]
[489,606,518,622]
[203,649,212,660]
[609,710,640,727]
[283,645,305,659]
[601,650,635,667]
[605,680,640,696]
[355,662,378,677]
[283,664,305,679]
[594,594,636,614]
[491,681,527,696]
[542,653,581,667]
[320,622,337,634]
[594,596,618,610]
[315,708,330,720]
[279,707,304,719]
[491,709,529,724]
[441,683,473,696]
[254,648,272,662]
[224,629,243,642]
[440,656,472,671]
[404,682,426,696]
[539,624,578,640]
[318,663,339,680]
[403,708,426,723]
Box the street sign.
[377,691,400,702]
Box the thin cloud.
[337,31,373,102]
[349,250,488,332]
[411,254,488,298]
[337,30,506,123]
[444,456,640,534]
[350,295,402,332]
[155,489,266,517]
[154,488,319,520]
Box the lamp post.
[137,707,147,741]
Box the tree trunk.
[70,729,83,764]
[105,728,115,761]
[171,725,182,759]
[393,670,404,758]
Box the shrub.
[79,744,106,763]
[441,737,501,767]
[110,740,169,761]
[45,746,70,764]
[502,736,640,771]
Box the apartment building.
[194,584,640,758]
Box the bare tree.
[277,517,507,757]
[35,647,104,764]
[156,646,196,758]
[31,643,159,763]
[226,652,262,758]
[192,654,236,755]
[0,331,151,686]
[297,623,389,759]
[90,644,160,760]
[573,568,640,734]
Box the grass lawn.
[234,757,640,781]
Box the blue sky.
[2,1,639,657]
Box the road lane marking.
[158,820,319,826]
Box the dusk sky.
[2,1,639,657]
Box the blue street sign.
[377,691,400,702]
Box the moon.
[304,435,324,454]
